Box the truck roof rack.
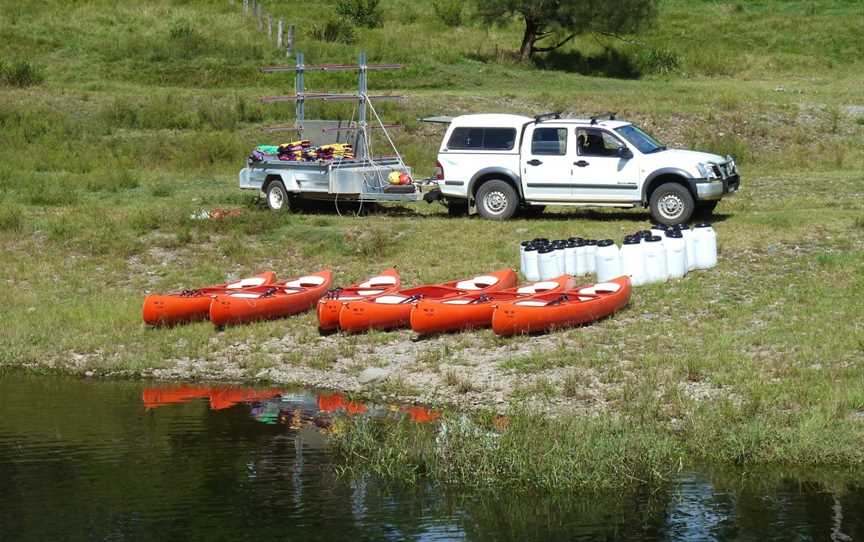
[589,112,617,125]
[534,112,561,122]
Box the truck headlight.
[726,155,737,174]
[696,162,718,179]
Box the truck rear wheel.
[649,183,694,225]
[476,180,519,221]
[265,180,290,212]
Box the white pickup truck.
[432,113,740,224]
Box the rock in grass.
[358,367,389,384]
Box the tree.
[475,0,658,60]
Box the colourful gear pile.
[248,141,355,163]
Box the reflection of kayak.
[209,270,332,327]
[339,269,518,332]
[316,268,400,332]
[402,405,441,424]
[317,392,367,415]
[142,386,210,408]
[491,276,632,337]
[410,275,574,335]
[142,272,277,326]
[142,385,281,410]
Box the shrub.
[0,206,24,232]
[433,0,464,27]
[309,19,356,44]
[0,60,44,88]
[336,0,382,28]
[636,47,681,76]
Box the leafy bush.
[636,47,681,76]
[0,60,44,88]
[433,0,464,27]
[336,0,382,28]
[309,19,356,44]
[0,206,24,232]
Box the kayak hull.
[142,271,277,326]
[339,268,517,333]
[209,270,332,327]
[491,276,632,337]
[410,275,575,335]
[316,268,400,332]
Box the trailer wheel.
[265,181,290,212]
[476,180,519,221]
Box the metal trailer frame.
[241,52,422,204]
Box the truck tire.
[649,183,694,225]
[476,180,519,221]
[265,180,290,212]
[447,200,469,217]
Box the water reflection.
[141,385,443,428]
[0,372,861,541]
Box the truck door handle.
[527,159,543,166]
[574,160,589,167]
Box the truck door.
[572,127,640,202]
[521,125,575,202]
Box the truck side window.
[531,127,567,155]
[577,128,621,157]
[447,128,516,150]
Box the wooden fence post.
[277,18,284,48]
[286,24,295,57]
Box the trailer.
[239,52,422,211]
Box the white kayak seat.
[284,275,326,288]
[227,277,267,289]
[578,287,597,295]
[456,275,498,290]
[374,295,408,304]
[594,282,622,293]
[229,292,261,299]
[442,299,473,305]
[357,289,384,296]
[336,295,362,301]
[283,288,301,294]
[517,281,559,295]
[358,275,397,288]
[578,296,593,301]
[514,300,548,307]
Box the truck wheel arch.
[642,169,696,205]
[469,167,522,204]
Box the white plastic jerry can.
[595,239,622,282]
[620,236,646,286]
[664,230,688,279]
[523,245,540,282]
[643,235,668,284]
[693,223,718,269]
[584,240,598,274]
[537,246,558,281]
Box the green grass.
[1,0,863,489]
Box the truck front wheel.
[265,180,290,212]
[475,180,519,221]
[649,183,694,225]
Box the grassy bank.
[1,0,863,488]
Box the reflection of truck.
[433,113,741,224]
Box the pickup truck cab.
[434,113,740,224]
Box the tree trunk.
[519,17,538,59]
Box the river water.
[1,371,861,541]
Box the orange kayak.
[339,268,517,332]
[209,270,332,327]
[410,275,575,335]
[142,271,277,326]
[316,268,401,332]
[491,276,632,337]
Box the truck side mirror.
[617,145,633,159]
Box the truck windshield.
[615,125,666,154]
